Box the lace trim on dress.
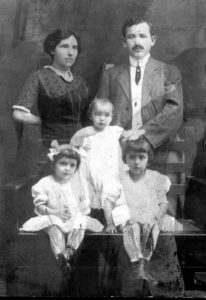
[12,105,31,113]
[44,65,74,82]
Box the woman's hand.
[105,223,117,234]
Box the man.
[98,15,182,149]
[96,16,184,296]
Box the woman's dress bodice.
[14,67,89,147]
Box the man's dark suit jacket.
[97,57,183,149]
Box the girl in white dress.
[20,144,104,276]
[112,135,183,283]
[70,97,125,233]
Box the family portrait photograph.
[1,0,206,297]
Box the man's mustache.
[132,45,144,51]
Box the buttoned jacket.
[97,57,183,149]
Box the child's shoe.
[146,272,159,286]
[143,260,160,286]
[57,253,72,279]
[121,261,152,297]
[62,246,75,261]
[136,258,148,280]
[57,253,66,269]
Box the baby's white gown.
[77,125,124,208]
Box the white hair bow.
[47,139,81,161]
[47,148,60,161]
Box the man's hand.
[102,63,115,71]
[120,129,146,146]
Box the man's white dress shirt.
[129,53,150,130]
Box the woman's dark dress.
[14,67,89,178]
[15,67,89,147]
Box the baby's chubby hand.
[105,223,117,234]
[82,139,92,151]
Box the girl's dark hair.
[122,135,153,164]
[43,28,81,58]
[87,97,114,117]
[122,16,155,38]
[53,148,81,170]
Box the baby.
[70,97,125,232]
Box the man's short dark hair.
[44,28,81,58]
[122,16,155,38]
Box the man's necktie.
[135,65,141,85]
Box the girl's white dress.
[71,125,125,208]
[112,169,183,232]
[20,175,104,233]
[111,169,183,262]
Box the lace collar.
[44,65,74,82]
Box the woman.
[13,28,90,148]
[12,29,92,296]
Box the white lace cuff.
[13,105,31,113]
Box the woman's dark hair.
[53,148,81,170]
[122,135,153,164]
[43,28,81,58]
[87,97,114,117]
[122,16,155,38]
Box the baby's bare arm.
[104,199,117,233]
